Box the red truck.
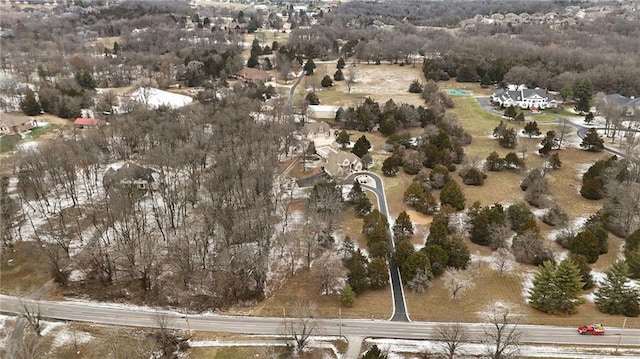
[578,324,605,335]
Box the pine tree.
[348,180,365,203]
[440,180,466,211]
[352,135,371,158]
[523,121,541,138]
[334,69,345,81]
[393,211,414,241]
[303,59,316,75]
[367,257,389,288]
[321,75,333,88]
[580,128,604,152]
[554,258,585,314]
[426,215,449,246]
[625,230,640,279]
[20,88,41,116]
[337,57,346,70]
[528,260,558,313]
[347,250,369,294]
[486,151,505,171]
[573,79,593,114]
[595,261,640,317]
[548,153,562,169]
[504,105,517,120]
[336,129,350,148]
[340,284,356,307]
[354,195,373,217]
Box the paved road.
[287,70,307,108]
[1,294,639,348]
[344,171,409,322]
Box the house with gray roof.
[601,94,640,117]
[323,149,363,179]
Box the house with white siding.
[491,87,558,110]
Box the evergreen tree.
[554,258,585,314]
[504,152,525,170]
[20,88,41,116]
[381,155,402,176]
[584,111,594,124]
[354,195,373,217]
[421,244,448,276]
[347,250,369,294]
[247,55,260,68]
[348,180,365,203]
[362,345,387,359]
[400,251,431,283]
[625,230,640,279]
[392,240,415,268]
[539,130,558,155]
[443,235,471,269]
[426,215,449,246]
[303,59,316,75]
[528,260,559,313]
[569,230,600,263]
[74,70,96,90]
[408,79,423,93]
[528,259,584,314]
[480,73,491,88]
[337,57,346,70]
[486,151,505,171]
[321,75,333,88]
[559,84,573,104]
[393,211,414,241]
[580,128,604,152]
[367,257,389,288]
[334,69,345,81]
[336,129,350,148]
[498,128,517,148]
[515,112,525,122]
[352,135,371,158]
[305,92,320,105]
[340,284,356,307]
[568,254,594,290]
[573,79,593,113]
[595,261,640,317]
[440,180,466,211]
[504,105,517,120]
[523,121,541,138]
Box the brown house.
[236,67,274,83]
[0,113,35,135]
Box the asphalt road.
[344,171,409,322]
[1,294,639,347]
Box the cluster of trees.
[469,202,553,266]
[529,257,639,317]
[392,213,470,295]
[7,94,301,309]
[556,216,609,264]
[341,209,391,303]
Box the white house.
[491,87,557,110]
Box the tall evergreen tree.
[20,88,41,116]
[352,135,371,158]
[336,129,350,148]
[347,250,369,294]
[393,211,414,241]
[573,79,593,113]
[595,261,640,317]
[528,259,584,314]
[368,257,389,288]
[528,260,558,313]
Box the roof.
[301,121,331,135]
[324,150,362,177]
[237,67,273,82]
[103,162,157,190]
[73,118,100,126]
[0,113,33,127]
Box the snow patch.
[51,327,94,349]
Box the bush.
[542,205,569,226]
[459,167,486,186]
[305,92,320,105]
[321,75,333,88]
[408,79,423,93]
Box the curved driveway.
[1,294,639,347]
[344,171,409,322]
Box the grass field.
[0,241,52,295]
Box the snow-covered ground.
[129,87,193,109]
[364,338,640,358]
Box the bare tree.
[435,323,468,359]
[556,119,571,149]
[443,269,474,299]
[483,308,522,359]
[312,252,346,295]
[284,300,318,356]
[21,301,42,337]
[15,332,43,359]
[490,248,516,276]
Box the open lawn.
[0,241,52,295]
[250,269,393,320]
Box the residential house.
[0,113,35,135]
[323,149,363,178]
[491,88,557,110]
[601,94,640,117]
[103,162,160,197]
[73,117,100,129]
[300,121,332,140]
[236,67,274,83]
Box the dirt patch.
[0,241,52,295]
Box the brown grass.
[249,269,393,320]
[0,241,52,295]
